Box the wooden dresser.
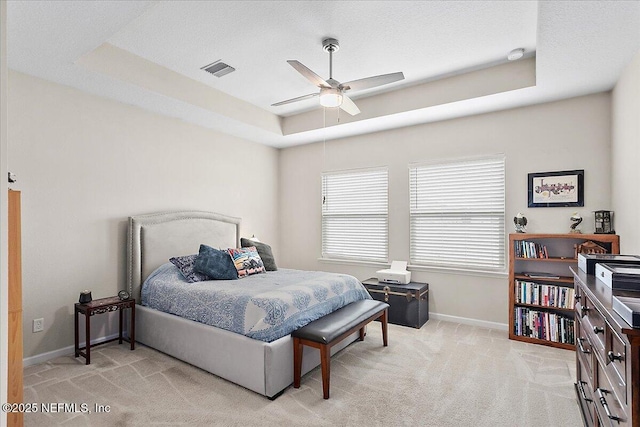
[572,267,640,426]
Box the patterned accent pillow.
[169,254,211,283]
[241,238,277,271]
[227,246,266,278]
[194,245,238,280]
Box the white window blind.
[322,169,388,262]
[410,156,505,271]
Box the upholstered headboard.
[127,211,241,301]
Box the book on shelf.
[514,240,549,259]
[515,280,575,309]
[523,272,561,279]
[513,307,575,344]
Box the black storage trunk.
[362,279,429,328]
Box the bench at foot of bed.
[291,299,389,399]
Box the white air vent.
[201,60,235,77]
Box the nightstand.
[74,296,135,365]
[362,278,429,328]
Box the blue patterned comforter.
[141,264,371,342]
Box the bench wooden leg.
[293,337,302,388]
[381,309,388,347]
[292,302,389,400]
[320,344,331,399]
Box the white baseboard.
[23,333,123,367]
[24,315,506,367]
[430,312,508,331]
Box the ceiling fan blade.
[287,60,330,88]
[340,95,360,116]
[271,92,319,107]
[340,71,405,92]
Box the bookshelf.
[508,233,620,350]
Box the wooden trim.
[8,190,21,312]
[509,233,621,241]
[513,302,575,312]
[8,190,23,427]
[629,336,640,423]
[514,274,574,284]
[509,333,575,351]
[514,257,577,263]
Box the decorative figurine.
[594,210,615,234]
[513,212,527,233]
[574,240,607,258]
[570,212,583,234]
[78,290,92,304]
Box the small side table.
[74,296,135,365]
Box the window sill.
[407,264,508,279]
[318,258,389,268]
[317,258,507,278]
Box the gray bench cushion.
[292,300,389,344]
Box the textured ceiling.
[107,1,537,116]
[6,1,640,148]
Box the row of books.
[514,240,549,259]
[514,280,575,309]
[513,307,575,344]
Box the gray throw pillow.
[194,244,238,280]
[169,254,211,283]
[241,238,277,271]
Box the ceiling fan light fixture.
[272,38,404,115]
[319,87,343,107]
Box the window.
[322,168,388,262]
[409,156,505,271]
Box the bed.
[127,210,364,398]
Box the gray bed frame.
[127,211,358,398]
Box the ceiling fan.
[271,38,405,116]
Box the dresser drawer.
[576,319,594,378]
[574,285,583,309]
[584,296,606,349]
[596,360,629,427]
[577,351,596,426]
[572,266,640,427]
[607,329,627,384]
[576,379,595,427]
[576,299,587,319]
[582,315,606,365]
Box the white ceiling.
[7,1,640,148]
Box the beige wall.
[612,51,640,254]
[1,0,9,421]
[279,93,612,326]
[7,64,627,357]
[8,71,280,358]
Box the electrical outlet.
[33,318,44,333]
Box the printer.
[376,260,411,285]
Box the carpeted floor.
[23,319,582,426]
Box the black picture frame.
[527,169,584,208]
